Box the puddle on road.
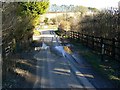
[34,41,73,60]
[54,46,66,57]
[34,42,49,51]
[63,46,72,54]
[41,42,49,50]
[54,45,73,57]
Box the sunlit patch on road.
[13,68,40,84]
[76,72,94,78]
[54,68,71,73]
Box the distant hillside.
[48,4,99,13]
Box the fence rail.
[2,40,14,57]
[68,31,120,62]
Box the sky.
[50,0,120,9]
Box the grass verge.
[71,41,120,88]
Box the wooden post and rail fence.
[2,30,120,62]
[67,31,120,62]
[2,35,33,58]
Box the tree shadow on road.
[2,50,40,88]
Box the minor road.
[33,30,114,89]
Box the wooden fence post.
[81,34,83,43]
[70,31,72,39]
[100,37,104,62]
[71,31,74,39]
[79,32,81,42]
[86,35,88,47]
[73,32,75,40]
[112,38,115,60]
[69,31,71,39]
[79,33,81,42]
[92,36,94,50]
[77,32,79,42]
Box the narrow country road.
[33,30,95,89]
[32,30,114,89]
[34,31,89,88]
